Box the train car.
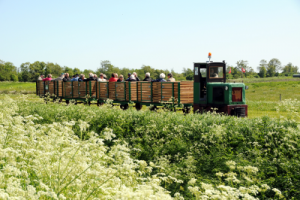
[36,55,248,117]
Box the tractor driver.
[210,68,219,78]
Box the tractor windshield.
[207,63,226,82]
[209,66,224,78]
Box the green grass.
[0,81,36,93]
[228,76,296,83]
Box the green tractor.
[193,55,248,117]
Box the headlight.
[225,86,228,90]
[245,86,249,90]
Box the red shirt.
[109,77,118,82]
[42,78,52,81]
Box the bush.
[10,96,300,199]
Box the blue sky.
[0,0,299,72]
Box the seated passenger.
[42,74,52,81]
[127,75,137,82]
[152,73,166,82]
[78,74,85,82]
[133,72,140,81]
[84,73,96,81]
[97,73,107,82]
[117,75,124,82]
[143,72,152,81]
[167,73,175,82]
[115,73,118,79]
[125,73,131,81]
[63,73,71,82]
[38,75,44,81]
[109,73,118,82]
[103,74,107,80]
[55,73,65,81]
[71,74,79,81]
[93,74,98,80]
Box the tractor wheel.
[135,103,142,111]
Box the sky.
[0,0,300,73]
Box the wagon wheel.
[149,105,157,111]
[120,104,129,110]
[183,106,191,114]
[97,101,104,106]
[135,103,142,111]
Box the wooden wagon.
[36,80,193,109]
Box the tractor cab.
[193,53,248,117]
[194,60,226,103]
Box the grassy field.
[0,81,36,93]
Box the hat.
[100,73,104,76]
[167,73,173,77]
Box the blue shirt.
[71,77,79,81]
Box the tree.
[73,68,81,75]
[282,63,298,74]
[29,61,46,81]
[20,62,31,82]
[0,60,18,81]
[182,68,194,80]
[267,58,281,77]
[258,66,267,78]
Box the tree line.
[0,58,298,82]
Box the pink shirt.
[42,78,52,81]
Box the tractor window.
[209,66,224,78]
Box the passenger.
[143,72,152,81]
[63,73,71,82]
[55,73,65,81]
[97,73,107,82]
[42,74,52,81]
[37,75,44,81]
[109,73,118,82]
[127,75,137,82]
[115,73,118,79]
[93,74,98,80]
[71,74,79,81]
[133,72,140,81]
[103,74,107,80]
[78,74,85,82]
[85,73,96,81]
[117,75,124,82]
[167,73,176,82]
[125,73,131,81]
[152,73,166,82]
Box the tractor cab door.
[194,63,207,103]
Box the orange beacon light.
[208,52,212,61]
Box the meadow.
[0,80,300,199]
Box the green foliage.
[14,97,300,199]
[0,60,18,81]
